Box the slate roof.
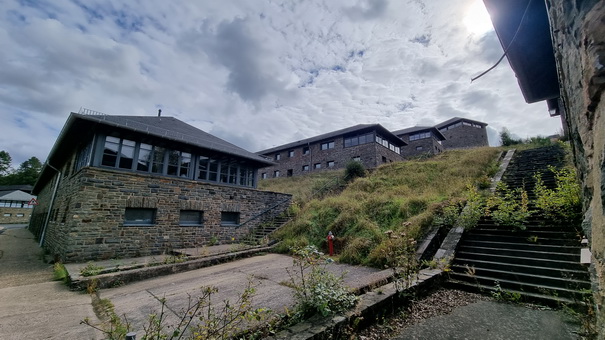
[257,123,406,155]
[0,185,33,193]
[0,190,36,202]
[435,117,488,129]
[392,126,446,141]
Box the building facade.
[30,111,290,262]
[256,124,406,178]
[392,126,446,158]
[435,117,489,149]
[0,185,36,224]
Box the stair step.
[452,257,590,280]
[462,240,580,254]
[448,273,591,301]
[465,234,579,246]
[449,265,591,290]
[458,245,580,262]
[455,251,584,270]
[471,228,578,239]
[445,280,588,310]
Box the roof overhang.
[483,0,559,103]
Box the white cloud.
[0,0,563,166]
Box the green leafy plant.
[380,229,419,292]
[533,166,581,224]
[457,184,485,230]
[287,245,358,319]
[491,281,521,303]
[485,182,532,229]
[344,161,366,182]
[80,262,105,277]
[53,262,68,282]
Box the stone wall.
[545,0,605,334]
[400,137,443,158]
[0,207,33,224]
[260,137,403,178]
[440,125,488,149]
[30,166,291,263]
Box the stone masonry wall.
[0,207,33,224]
[546,0,605,335]
[440,125,488,149]
[32,167,291,263]
[400,137,443,158]
[260,137,403,178]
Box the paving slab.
[394,300,580,340]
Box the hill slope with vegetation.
[260,147,502,267]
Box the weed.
[422,256,451,272]
[344,160,366,181]
[533,166,581,224]
[286,245,358,319]
[162,254,187,265]
[380,229,419,292]
[485,181,532,229]
[80,262,104,277]
[491,281,522,303]
[53,262,68,282]
[457,184,485,230]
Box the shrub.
[344,161,366,181]
[80,262,104,277]
[287,245,358,319]
[485,182,532,229]
[457,184,485,230]
[534,166,581,223]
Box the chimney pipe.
[158,109,162,117]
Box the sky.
[0,0,563,166]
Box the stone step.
[470,228,578,239]
[455,251,585,270]
[465,233,578,246]
[448,272,591,301]
[451,258,590,280]
[458,245,580,262]
[449,265,591,290]
[462,240,581,254]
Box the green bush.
[344,161,366,181]
[485,182,532,229]
[534,166,581,223]
[457,184,485,230]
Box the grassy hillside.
[261,147,502,267]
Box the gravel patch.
[356,288,489,340]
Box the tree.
[0,151,11,176]
[0,156,43,186]
[500,128,522,146]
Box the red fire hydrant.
[327,231,334,256]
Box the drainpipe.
[39,164,61,247]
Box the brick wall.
[545,0,605,334]
[400,137,443,158]
[0,207,32,224]
[260,138,403,178]
[30,166,291,263]
[440,125,488,149]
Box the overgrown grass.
[258,170,345,206]
[268,147,501,267]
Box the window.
[167,151,191,178]
[344,133,374,148]
[409,132,431,141]
[353,156,361,162]
[124,208,156,226]
[314,163,321,169]
[303,146,310,155]
[288,150,295,157]
[102,137,136,170]
[275,153,281,161]
[262,172,267,179]
[16,213,24,217]
[151,147,166,173]
[382,156,387,163]
[327,161,335,168]
[137,143,152,171]
[416,146,423,151]
[287,169,293,177]
[221,212,240,226]
[3,213,10,217]
[274,170,280,178]
[180,210,203,226]
[320,141,335,150]
[302,165,309,171]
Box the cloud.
[344,0,388,21]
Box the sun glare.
[463,0,493,36]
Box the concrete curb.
[267,268,444,339]
[68,245,275,290]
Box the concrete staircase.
[448,145,591,307]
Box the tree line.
[0,150,43,186]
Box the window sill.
[180,224,204,227]
[123,223,155,227]
[220,223,240,227]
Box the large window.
[409,132,431,141]
[320,141,335,150]
[180,210,203,226]
[375,135,400,154]
[221,212,240,226]
[344,132,374,148]
[99,136,256,187]
[124,208,156,226]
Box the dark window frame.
[124,208,156,226]
[221,211,240,226]
[179,210,204,226]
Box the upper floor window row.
[320,141,335,150]
[100,136,255,188]
[344,132,374,148]
[439,121,483,132]
[375,135,401,154]
[409,132,431,141]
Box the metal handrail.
[237,197,292,229]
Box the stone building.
[484,0,605,333]
[29,110,290,263]
[257,124,406,178]
[392,126,446,158]
[435,117,489,149]
[0,185,36,224]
